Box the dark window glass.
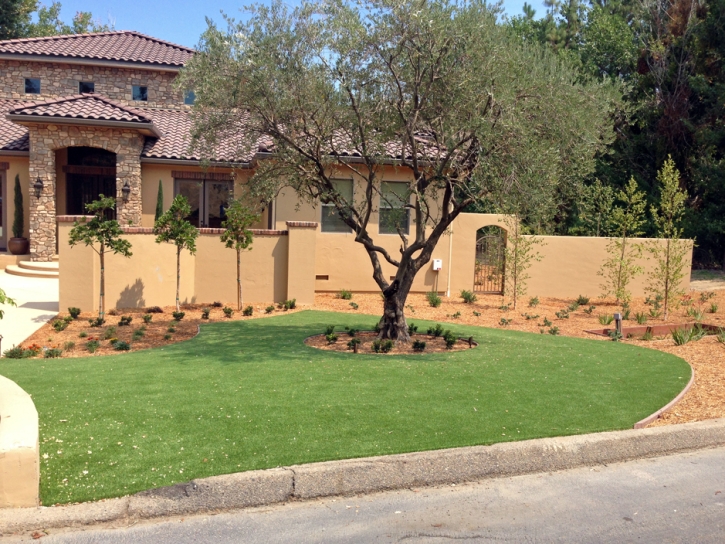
[379,182,410,234]
[24,78,40,94]
[184,90,196,105]
[321,180,353,233]
[79,81,95,93]
[132,85,148,101]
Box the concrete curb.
[2,418,724,534]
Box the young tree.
[154,195,198,312]
[68,196,132,319]
[598,177,647,304]
[503,215,544,310]
[11,173,23,238]
[155,180,164,222]
[220,199,260,310]
[178,0,618,341]
[574,179,615,237]
[0,287,17,319]
[647,156,690,320]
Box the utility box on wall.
[432,259,443,271]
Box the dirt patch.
[305,330,476,354]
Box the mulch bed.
[305,330,476,354]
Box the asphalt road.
[17,446,725,543]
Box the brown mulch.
[305,330,476,354]
[21,289,725,428]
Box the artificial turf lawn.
[0,310,690,505]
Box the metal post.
[613,313,622,335]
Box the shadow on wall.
[116,279,146,309]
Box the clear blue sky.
[49,1,549,48]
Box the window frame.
[78,81,95,94]
[24,78,40,94]
[320,179,354,234]
[378,181,411,235]
[183,90,196,105]
[132,85,148,101]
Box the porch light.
[33,177,44,197]
[121,181,131,201]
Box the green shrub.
[460,290,477,304]
[672,327,692,346]
[575,295,590,306]
[427,324,444,337]
[472,311,481,316]
[113,341,131,351]
[223,307,233,317]
[635,312,647,324]
[522,313,539,320]
[555,309,569,319]
[347,338,361,350]
[699,291,715,303]
[68,307,81,319]
[85,340,100,353]
[426,291,442,308]
[172,311,185,321]
[451,311,461,319]
[324,325,335,335]
[118,316,132,326]
[164,333,172,340]
[345,327,358,337]
[167,326,176,333]
[325,333,338,344]
[283,299,297,310]
[621,308,631,321]
[567,301,580,312]
[372,339,394,353]
[649,307,662,319]
[212,301,223,308]
[548,326,560,336]
[265,305,275,314]
[52,319,68,332]
[243,306,254,316]
[132,329,145,341]
[716,328,725,345]
[709,303,718,314]
[88,317,105,327]
[103,326,117,340]
[349,302,359,310]
[598,314,614,325]
[608,330,622,342]
[407,323,418,335]
[443,330,457,349]
[3,346,30,359]
[337,289,353,300]
[201,307,211,319]
[412,340,426,352]
[78,331,88,338]
[583,305,596,315]
[142,314,153,324]
[63,341,75,351]
[499,317,512,326]
[686,307,704,322]
[541,317,552,327]
[528,296,540,308]
[498,304,511,311]
[642,329,654,341]
[44,348,63,358]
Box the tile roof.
[0,99,29,151]
[0,31,194,67]
[8,94,156,124]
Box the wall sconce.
[121,181,131,201]
[33,177,44,197]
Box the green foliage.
[0,287,17,320]
[167,326,176,333]
[325,333,338,344]
[635,312,647,325]
[451,311,461,319]
[243,306,254,316]
[598,178,647,304]
[265,305,275,314]
[555,309,570,319]
[443,330,457,349]
[598,314,614,325]
[12,174,23,238]
[68,307,81,319]
[155,180,164,221]
[575,295,590,306]
[567,301,580,312]
[3,0,111,39]
[347,337,361,350]
[63,341,75,351]
[686,307,704,322]
[548,326,560,336]
[426,292,442,308]
[283,299,297,310]
[52,319,68,332]
[44,348,62,358]
[472,311,481,317]
[641,330,654,341]
[709,303,718,314]
[164,334,173,341]
[223,307,233,318]
[522,313,539,320]
[201,308,211,319]
[118,316,132,326]
[583,305,596,315]
[572,179,615,236]
[172,311,185,321]
[88,317,105,328]
[460,290,477,304]
[412,340,426,352]
[608,330,622,342]
[499,317,512,326]
[103,326,116,340]
[499,304,511,311]
[85,340,99,353]
[407,323,418,335]
[142,314,152,324]
[672,326,706,346]
[78,331,87,338]
[528,297,540,308]
[3,345,31,359]
[542,317,553,327]
[113,341,131,351]
[349,302,359,310]
[372,339,394,354]
[220,199,260,311]
[324,325,335,336]
[132,329,145,341]
[716,329,725,345]
[337,289,353,300]
[427,324,444,337]
[503,216,544,310]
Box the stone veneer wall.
[27,123,144,261]
[0,60,186,109]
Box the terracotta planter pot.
[8,237,29,255]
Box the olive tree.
[178,0,619,341]
[220,199,260,311]
[0,288,16,319]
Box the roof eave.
[7,113,163,137]
[0,53,183,72]
[140,156,253,168]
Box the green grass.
[0,311,690,506]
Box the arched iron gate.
[474,228,506,294]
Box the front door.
[174,179,231,228]
[66,172,116,216]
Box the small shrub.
[78,331,88,338]
[346,327,358,337]
[85,340,100,353]
[548,326,560,336]
[451,311,461,319]
[243,306,254,316]
[372,339,394,353]
[575,295,590,306]
[522,313,539,320]
[52,319,68,332]
[88,317,105,327]
[107,309,118,316]
[63,341,75,351]
[598,314,614,325]
[68,307,81,319]
[541,317,553,327]
[498,304,511,311]
[201,307,211,319]
[347,338,361,350]
[223,307,233,317]
[649,308,662,319]
[499,317,512,326]
[672,327,692,346]
[3,346,29,359]
[408,323,418,335]
[691,324,707,341]
[325,333,338,344]
[567,301,580,312]
[142,314,153,323]
[687,307,704,322]
[108,338,119,345]
[583,305,596,315]
[621,308,631,321]
[265,305,275,314]
[709,303,718,314]
[555,309,569,319]
[642,329,654,341]
[283,299,297,310]
[472,311,481,317]
[324,325,335,335]
[635,312,647,325]
[349,302,359,310]
[132,329,145,341]
[443,330,457,349]
[212,301,223,308]
[44,348,62,358]
[337,289,353,300]
[460,290,477,304]
[146,306,164,313]
[528,296,540,308]
[426,291,442,308]
[172,311,185,321]
[699,291,715,303]
[405,304,415,314]
[608,329,623,341]
[645,294,663,310]
[63,315,73,324]
[103,326,117,340]
[716,328,725,345]
[164,333,172,340]
[427,324,444,337]
[118,315,132,326]
[412,340,426,352]
[680,294,693,307]
[167,326,176,333]
[113,341,131,351]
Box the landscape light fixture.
[33,177,43,197]
[121,181,131,201]
[613,313,622,335]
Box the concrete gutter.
[1,417,724,534]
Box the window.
[132,85,148,101]
[184,90,196,105]
[321,179,353,233]
[24,78,40,94]
[79,81,95,93]
[379,182,410,234]
[174,179,232,228]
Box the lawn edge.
[634,361,696,429]
[2,418,724,535]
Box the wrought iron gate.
[474,229,506,294]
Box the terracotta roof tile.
[0,99,29,151]
[0,31,194,67]
[8,94,155,124]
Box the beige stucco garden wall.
[0,374,39,508]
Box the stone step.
[18,261,59,272]
[5,264,59,278]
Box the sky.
[49,0,550,48]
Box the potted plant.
[8,174,29,255]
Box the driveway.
[0,270,58,353]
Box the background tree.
[0,287,17,319]
[0,0,110,39]
[598,177,647,304]
[571,179,615,236]
[68,196,132,319]
[155,180,164,222]
[178,0,618,341]
[647,156,690,319]
[11,174,23,238]
[154,195,198,312]
[503,215,544,310]
[220,199,260,311]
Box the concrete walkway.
[0,270,59,353]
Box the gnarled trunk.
[378,279,411,342]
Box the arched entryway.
[58,146,116,217]
[474,225,506,294]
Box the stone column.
[115,131,144,226]
[27,126,57,262]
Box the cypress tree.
[154,180,164,221]
[12,174,23,238]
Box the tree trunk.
[99,244,105,319]
[378,279,411,342]
[236,248,242,311]
[176,246,181,312]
